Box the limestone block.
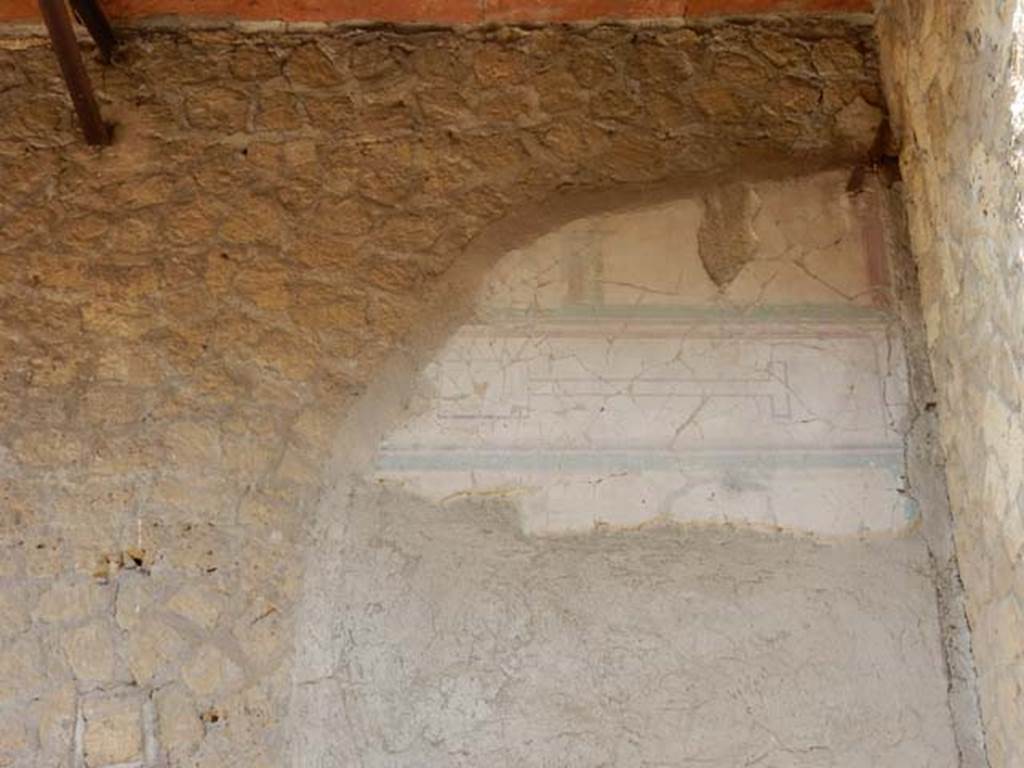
[835,96,884,152]
[62,622,117,683]
[23,540,62,579]
[231,47,282,82]
[986,595,1024,668]
[82,694,143,768]
[234,601,283,664]
[223,199,288,246]
[127,619,189,686]
[167,584,225,631]
[114,573,156,631]
[185,86,251,132]
[163,422,222,470]
[811,38,864,77]
[33,580,109,624]
[0,588,29,639]
[13,429,81,467]
[156,684,203,758]
[0,638,45,704]
[0,713,29,764]
[32,684,76,763]
[284,44,339,88]
[234,265,292,311]
[182,644,245,698]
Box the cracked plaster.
[377,170,912,536]
[289,170,965,766]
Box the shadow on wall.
[286,170,961,767]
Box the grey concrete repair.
[288,171,980,767]
[293,487,955,767]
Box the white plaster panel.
[376,172,911,536]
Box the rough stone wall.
[877,3,1024,766]
[0,19,881,766]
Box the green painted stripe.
[377,448,904,474]
[484,303,893,323]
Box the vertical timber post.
[38,0,111,146]
[69,0,117,64]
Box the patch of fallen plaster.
[375,170,911,536]
[698,183,760,288]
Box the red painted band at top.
[1,0,872,24]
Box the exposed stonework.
[877,2,1024,766]
[0,16,891,767]
[697,182,760,286]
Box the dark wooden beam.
[70,0,117,64]
[38,0,111,146]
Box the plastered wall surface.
[287,174,963,765]
[0,18,888,766]
[293,487,960,766]
[378,171,913,536]
[878,3,1024,766]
